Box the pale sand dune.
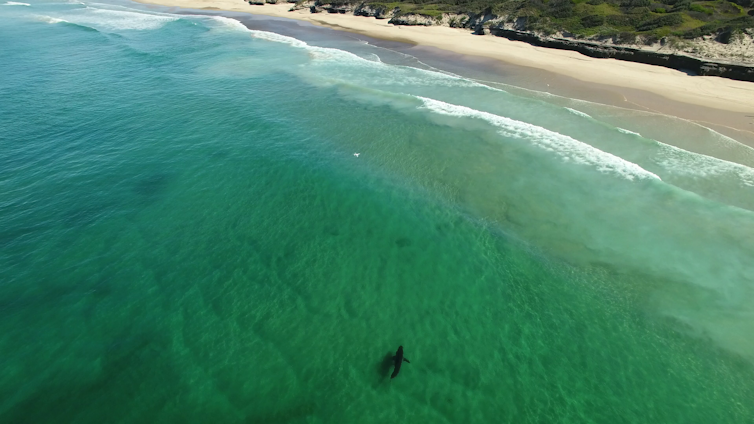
[136,0,754,116]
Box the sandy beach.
[135,0,754,141]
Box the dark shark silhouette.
[391,346,410,379]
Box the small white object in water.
[354,153,360,157]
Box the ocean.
[2,1,754,422]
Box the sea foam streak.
[656,142,754,187]
[240,26,488,89]
[211,17,507,93]
[209,15,250,32]
[83,8,177,31]
[3,1,30,5]
[208,18,309,48]
[565,107,592,119]
[42,6,178,32]
[419,97,661,181]
[617,127,642,137]
[37,15,66,24]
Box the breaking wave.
[565,107,592,119]
[419,97,661,181]
[617,127,642,137]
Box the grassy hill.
[317,0,754,44]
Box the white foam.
[617,127,642,137]
[46,7,178,32]
[243,29,486,89]
[565,107,592,119]
[418,97,661,181]
[4,1,30,5]
[208,15,252,33]
[306,47,484,89]
[655,142,754,187]
[702,125,754,152]
[37,15,66,24]
[91,8,177,30]
[364,53,382,63]
[248,29,308,49]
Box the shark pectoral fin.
[404,358,410,363]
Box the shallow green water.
[1,2,754,423]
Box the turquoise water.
[2,1,754,422]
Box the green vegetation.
[318,0,754,43]
[690,3,714,14]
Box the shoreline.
[134,0,754,143]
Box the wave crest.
[37,15,66,24]
[419,97,661,181]
[656,143,754,187]
[565,107,592,119]
[617,127,642,137]
[38,6,179,32]
[248,28,310,49]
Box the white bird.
[354,153,360,157]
